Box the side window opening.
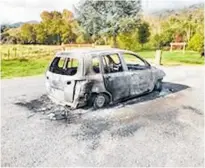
[123,53,149,71]
[102,54,123,74]
[64,58,79,76]
[92,57,100,74]
[58,58,65,68]
[49,57,79,76]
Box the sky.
[0,0,204,24]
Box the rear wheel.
[154,80,162,91]
[93,93,110,109]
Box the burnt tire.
[154,80,162,91]
[93,93,110,109]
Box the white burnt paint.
[45,48,165,109]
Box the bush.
[117,32,142,51]
[188,33,204,52]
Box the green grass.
[1,45,204,79]
[137,50,204,65]
[1,58,51,78]
[0,45,57,78]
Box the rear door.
[121,53,153,96]
[101,53,130,101]
[46,57,79,103]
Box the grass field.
[1,45,204,78]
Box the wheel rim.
[96,95,106,107]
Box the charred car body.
[45,48,165,109]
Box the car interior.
[49,57,78,76]
[103,54,123,73]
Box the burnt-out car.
[45,48,165,109]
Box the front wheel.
[92,93,110,109]
[154,80,162,91]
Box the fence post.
[170,43,172,52]
[155,50,162,65]
[7,49,10,59]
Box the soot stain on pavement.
[182,105,203,115]
[13,82,189,150]
[15,94,73,120]
[72,119,112,150]
[111,123,142,137]
[14,82,188,119]
[144,108,179,122]
[72,119,144,150]
[15,95,49,111]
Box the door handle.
[46,76,49,79]
[67,81,71,85]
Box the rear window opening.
[49,57,79,76]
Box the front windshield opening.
[49,57,79,76]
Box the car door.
[121,53,153,96]
[46,56,79,103]
[101,53,130,101]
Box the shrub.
[188,33,204,52]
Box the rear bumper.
[47,89,88,109]
[48,94,87,109]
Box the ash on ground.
[15,95,76,121]
[15,82,187,121]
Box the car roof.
[56,48,134,58]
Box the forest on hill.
[1,1,204,52]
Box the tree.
[153,34,163,49]
[62,9,74,22]
[1,25,9,33]
[75,0,141,47]
[20,24,36,44]
[137,22,150,47]
[40,11,53,22]
[34,23,47,44]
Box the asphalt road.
[1,66,204,167]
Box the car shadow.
[95,82,190,110]
[14,82,190,120]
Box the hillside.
[2,20,39,28]
[143,2,204,35]
[150,2,204,19]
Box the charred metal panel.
[73,80,94,108]
[128,69,153,96]
[103,72,130,101]
[45,48,166,109]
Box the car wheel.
[154,80,162,91]
[93,93,109,109]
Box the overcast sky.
[0,0,203,24]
